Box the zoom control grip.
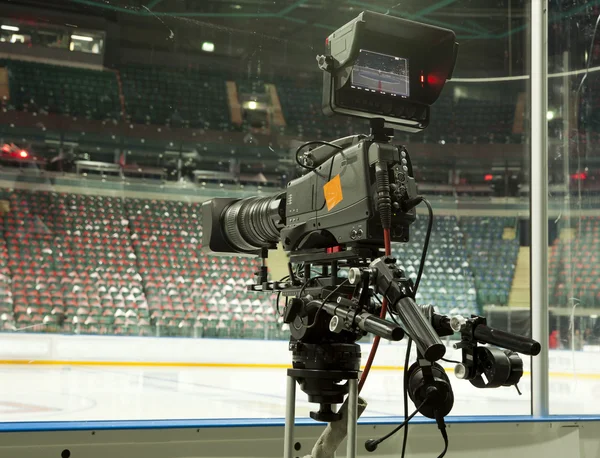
[396,297,446,362]
[473,325,541,356]
[368,257,445,362]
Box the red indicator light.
[484,174,493,181]
[427,74,440,85]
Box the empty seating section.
[0,58,524,143]
[276,78,368,139]
[2,59,121,120]
[277,79,521,142]
[0,211,13,331]
[0,190,280,338]
[3,190,147,335]
[125,198,280,339]
[393,216,478,316]
[120,64,230,129]
[550,217,600,307]
[0,188,525,337]
[413,86,522,143]
[462,217,518,306]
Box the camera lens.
[222,194,283,252]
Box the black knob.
[365,439,379,452]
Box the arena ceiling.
[53,0,595,39]
[4,0,597,73]
[13,0,535,40]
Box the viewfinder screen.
[351,50,410,97]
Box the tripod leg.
[346,378,358,458]
[284,375,297,458]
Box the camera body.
[202,132,418,256]
[281,136,417,251]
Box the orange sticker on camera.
[324,174,343,211]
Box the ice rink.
[0,334,597,424]
[0,362,595,424]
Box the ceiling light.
[202,41,215,52]
[71,34,93,42]
[248,101,257,110]
[1,25,19,32]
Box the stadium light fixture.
[9,34,25,44]
[202,41,215,52]
[71,34,94,42]
[248,101,258,110]
[1,25,19,32]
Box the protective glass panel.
[547,2,600,415]
[0,0,530,423]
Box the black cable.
[441,357,461,365]
[368,295,414,458]
[437,426,449,458]
[401,338,412,458]
[275,275,290,317]
[276,291,282,316]
[295,140,343,171]
[302,279,349,329]
[296,277,311,300]
[365,395,428,451]
[413,198,433,294]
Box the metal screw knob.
[455,363,468,380]
[348,268,362,285]
[329,316,344,333]
[450,315,466,333]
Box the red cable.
[358,227,391,393]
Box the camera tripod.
[284,361,360,458]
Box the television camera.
[202,11,540,458]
